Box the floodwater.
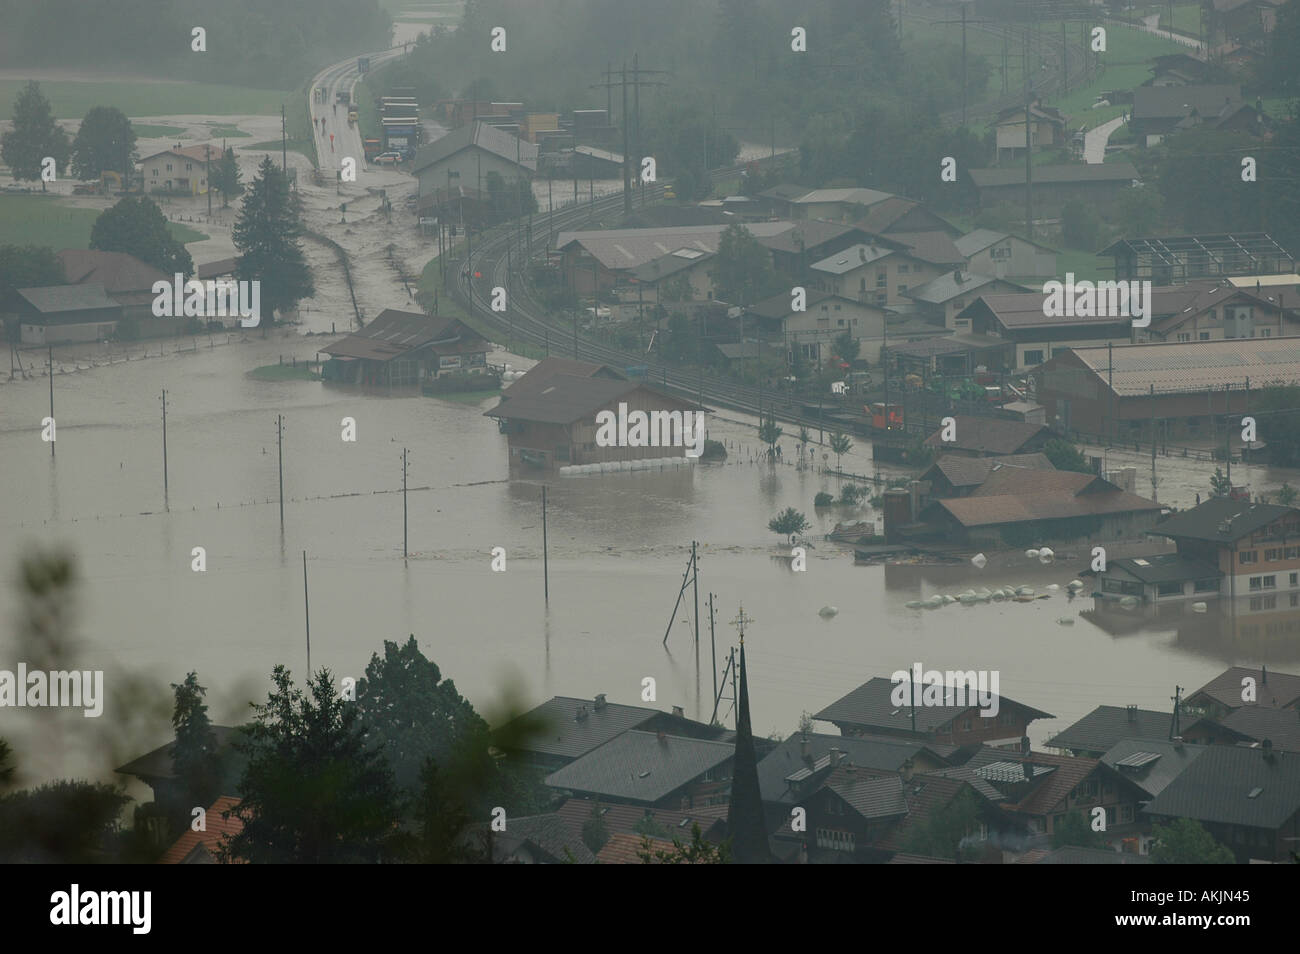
[5,335,1300,787]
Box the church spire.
[727,606,768,863]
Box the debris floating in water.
[1038,547,1055,565]
[1046,583,1061,592]
[819,605,838,618]
[1057,617,1075,626]
[971,552,987,569]
[1068,579,1084,591]
[1025,549,1040,560]
[1191,601,1207,614]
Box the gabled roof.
[628,247,714,283]
[963,748,1100,817]
[904,269,1010,305]
[1049,336,1300,398]
[544,730,734,804]
[1048,705,1175,755]
[954,228,1057,257]
[1212,706,1300,752]
[929,483,1161,528]
[115,725,242,782]
[556,222,792,272]
[755,219,869,255]
[922,415,1046,454]
[814,676,1054,734]
[554,798,728,844]
[1098,737,1208,798]
[1187,666,1300,711]
[158,796,244,864]
[1148,498,1298,544]
[16,283,120,314]
[969,161,1139,188]
[852,196,921,233]
[488,812,597,863]
[1109,553,1223,584]
[887,230,965,267]
[877,775,977,851]
[793,187,895,207]
[138,142,221,165]
[1131,84,1241,120]
[886,332,1010,358]
[991,99,1067,127]
[757,731,942,804]
[961,291,1135,331]
[759,183,813,202]
[483,374,695,424]
[810,242,895,274]
[1143,745,1300,829]
[496,695,661,761]
[826,769,909,820]
[921,452,1055,490]
[412,121,538,174]
[321,311,482,362]
[56,249,168,292]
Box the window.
[1250,595,1277,611]
[961,717,972,731]
[1156,581,1183,597]
[876,271,887,288]
[991,245,1012,260]
[1177,333,1191,342]
[1263,328,1273,337]
[833,304,841,311]
[1264,575,1276,589]
[898,285,907,295]
[1241,550,1258,564]
[1118,803,1134,824]
[1200,332,1211,340]
[1250,576,1263,591]
[875,293,887,306]
[166,163,173,172]
[1292,573,1298,587]
[899,263,910,274]
[1287,547,1299,559]
[1023,349,1044,366]
[1266,549,1281,561]
[859,278,867,292]
[1075,780,1098,800]
[952,300,963,311]
[1194,578,1220,593]
[186,162,192,171]
[837,319,845,327]
[152,167,158,176]
[556,445,570,463]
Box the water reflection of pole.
[48,345,54,458]
[303,549,311,676]
[161,388,169,509]
[277,414,285,530]
[542,485,549,603]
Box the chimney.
[1172,736,1184,751]
[829,747,844,768]
[1022,760,1033,781]
[1126,704,1137,723]
[859,246,866,262]
[1020,735,1031,757]
[671,705,684,719]
[800,735,812,765]
[902,757,914,783]
[1263,738,1274,761]
[594,693,607,710]
[1261,665,1268,686]
[575,704,588,722]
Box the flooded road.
[3,335,1300,785]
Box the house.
[809,242,947,308]
[1093,553,1225,604]
[1203,0,1283,54]
[758,185,896,223]
[553,798,728,847]
[903,269,1027,328]
[920,469,1162,547]
[1145,498,1300,603]
[1142,743,1300,862]
[138,143,218,195]
[814,675,1053,747]
[884,332,1015,377]
[625,247,716,306]
[320,311,489,387]
[1184,706,1300,753]
[1101,234,1296,283]
[412,122,537,208]
[1183,664,1300,718]
[918,452,1054,499]
[989,99,1068,162]
[748,289,895,365]
[954,229,1058,280]
[494,690,720,770]
[158,796,244,864]
[1146,53,1220,87]
[56,249,171,324]
[1034,337,1300,440]
[755,220,875,277]
[483,357,705,468]
[1143,285,1300,343]
[850,195,962,237]
[1047,705,1176,757]
[872,770,1005,861]
[1129,85,1241,146]
[957,291,1138,369]
[115,725,244,812]
[8,283,123,345]
[799,766,909,860]
[967,162,1139,216]
[474,812,597,864]
[886,231,966,271]
[543,730,736,809]
[1097,738,1209,814]
[569,144,624,178]
[1018,845,1152,863]
[921,415,1049,457]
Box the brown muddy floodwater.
[2,334,1299,787]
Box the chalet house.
[850,195,962,237]
[904,269,1026,328]
[1183,664,1300,719]
[321,311,489,387]
[1129,85,1241,146]
[967,162,1139,217]
[884,332,1015,377]
[1142,286,1300,344]
[954,229,1057,280]
[1146,499,1300,603]
[918,452,1054,499]
[115,725,244,817]
[957,292,1137,369]
[758,185,897,223]
[748,289,901,365]
[495,690,722,771]
[989,99,1068,163]
[1183,706,1300,753]
[8,283,122,345]
[1142,743,1300,862]
[756,220,878,277]
[138,143,218,195]
[542,730,737,809]
[624,247,716,309]
[921,415,1049,457]
[1093,553,1224,604]
[1047,705,1176,757]
[56,249,171,323]
[814,676,1053,748]
[412,121,537,206]
[810,242,947,308]
[1146,53,1220,87]
[483,356,705,469]
[919,468,1162,547]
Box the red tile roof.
[596,832,674,864]
[158,796,245,864]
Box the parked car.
[373,152,403,166]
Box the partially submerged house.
[321,310,490,387]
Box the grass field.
[131,123,185,138]
[0,194,207,249]
[204,124,250,139]
[0,79,292,120]
[248,363,320,381]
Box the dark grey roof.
[412,121,537,174]
[628,247,713,283]
[484,374,699,424]
[1098,737,1208,798]
[1148,498,1297,544]
[904,269,1003,304]
[115,725,241,781]
[887,332,1011,358]
[1188,666,1300,710]
[921,415,1047,454]
[755,220,865,255]
[1109,553,1223,584]
[490,812,597,863]
[923,453,1055,490]
[814,676,1053,734]
[498,696,660,760]
[756,732,936,804]
[1132,84,1240,120]
[1215,706,1300,752]
[16,283,120,314]
[826,771,908,819]
[1032,846,1152,864]
[1047,706,1175,754]
[543,730,733,803]
[915,764,1006,802]
[969,162,1139,188]
[1143,745,1300,829]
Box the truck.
[363,138,382,161]
[336,90,350,105]
[347,108,358,126]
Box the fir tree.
[1,81,69,190]
[232,156,314,324]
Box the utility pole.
[1149,383,1158,502]
[206,144,212,217]
[402,446,409,559]
[1024,87,1033,240]
[1169,685,1182,739]
[542,485,549,602]
[589,61,668,217]
[708,592,717,713]
[281,104,287,173]
[48,345,54,458]
[691,540,700,647]
[303,550,311,676]
[161,388,169,505]
[277,413,284,530]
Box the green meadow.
[0,194,207,249]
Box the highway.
[307,47,407,180]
